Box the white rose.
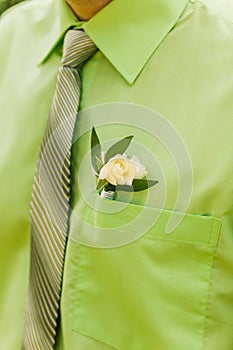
[99,154,147,186]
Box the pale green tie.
[23,30,96,350]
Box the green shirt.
[0,0,233,349]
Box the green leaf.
[95,156,103,172]
[105,135,134,162]
[105,183,116,192]
[96,179,108,192]
[116,179,158,192]
[91,127,102,173]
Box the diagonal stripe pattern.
[23,30,97,350]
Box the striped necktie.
[23,30,97,350]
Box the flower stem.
[100,189,116,200]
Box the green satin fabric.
[0,0,233,349]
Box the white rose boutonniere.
[91,127,158,200]
[99,154,147,186]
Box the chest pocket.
[69,196,221,350]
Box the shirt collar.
[39,0,189,84]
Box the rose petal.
[130,155,147,179]
[99,164,109,180]
[98,153,147,186]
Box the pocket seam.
[71,328,120,350]
[202,234,220,348]
[144,216,222,247]
[142,234,218,247]
[72,244,121,350]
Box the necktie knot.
[62,30,97,68]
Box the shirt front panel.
[62,2,233,350]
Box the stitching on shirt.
[202,230,221,348]
[143,233,216,247]
[72,328,120,350]
[72,244,120,350]
[72,243,84,330]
